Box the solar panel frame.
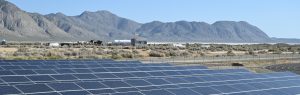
[166,88,201,95]
[88,89,116,94]
[141,89,175,95]
[114,87,140,93]
[111,91,144,95]
[12,70,37,75]
[59,90,91,95]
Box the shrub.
[180,51,190,57]
[197,51,205,56]
[111,50,122,59]
[17,48,30,52]
[227,50,236,56]
[273,49,282,54]
[149,51,165,57]
[258,51,267,54]
[247,50,255,55]
[47,56,63,60]
[121,53,133,58]
[169,50,180,56]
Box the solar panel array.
[0,60,300,95]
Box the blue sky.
[9,0,300,39]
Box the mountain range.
[0,0,299,43]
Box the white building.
[114,40,131,43]
[49,43,60,47]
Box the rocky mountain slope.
[0,0,295,43]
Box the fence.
[135,54,298,63]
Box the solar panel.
[167,88,200,95]
[72,74,98,79]
[50,74,78,81]
[130,72,152,77]
[26,92,61,95]
[147,71,167,76]
[165,77,189,84]
[263,89,290,95]
[1,76,31,83]
[60,90,91,95]
[88,89,116,94]
[55,69,76,74]
[72,69,93,73]
[112,73,136,78]
[124,79,152,86]
[39,66,57,69]
[182,76,205,83]
[94,73,118,78]
[34,70,57,74]
[102,80,131,88]
[15,84,53,94]
[27,75,55,82]
[136,86,160,91]
[0,71,15,75]
[190,87,222,95]
[0,60,300,95]
[229,84,258,91]
[141,89,175,95]
[1,66,22,70]
[0,86,22,94]
[211,85,241,93]
[91,68,109,72]
[12,70,37,75]
[76,81,107,89]
[21,66,41,69]
[146,78,171,85]
[114,87,140,92]
[47,83,82,91]
[112,92,144,95]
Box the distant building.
[77,41,89,44]
[131,38,147,46]
[90,40,103,45]
[113,40,131,46]
[201,45,211,48]
[49,43,60,47]
[1,39,6,45]
[172,43,185,47]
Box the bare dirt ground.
[0,48,17,52]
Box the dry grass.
[0,48,18,52]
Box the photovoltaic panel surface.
[0,60,299,95]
